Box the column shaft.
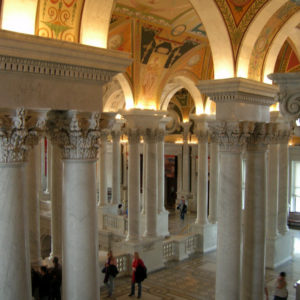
[208,142,219,223]
[99,133,108,206]
[141,142,147,215]
[127,130,140,241]
[50,143,63,259]
[157,137,165,213]
[62,160,99,300]
[195,140,208,225]
[112,132,121,205]
[266,143,279,239]
[182,141,190,193]
[26,144,42,266]
[145,133,158,237]
[0,163,31,300]
[278,142,289,234]
[242,135,267,300]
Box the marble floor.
[100,212,300,299]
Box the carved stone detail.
[47,111,100,160]
[111,130,121,142]
[209,121,252,152]
[278,91,300,120]
[246,123,269,152]
[195,130,209,143]
[0,108,46,163]
[126,128,140,145]
[144,128,160,144]
[0,55,116,82]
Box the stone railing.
[102,214,128,235]
[163,233,201,262]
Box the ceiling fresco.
[110,1,212,107]
[214,0,269,64]
[36,0,84,42]
[274,40,300,73]
[248,1,300,81]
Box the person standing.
[129,252,146,299]
[274,272,288,300]
[177,197,187,220]
[49,257,62,300]
[39,266,51,300]
[103,251,118,298]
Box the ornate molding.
[126,128,141,145]
[0,55,116,82]
[209,121,252,152]
[47,111,100,160]
[279,92,300,120]
[0,108,46,163]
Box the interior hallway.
[100,212,300,300]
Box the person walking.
[103,251,118,298]
[128,252,146,299]
[274,272,288,300]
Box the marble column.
[48,111,100,300]
[26,142,42,267]
[242,123,268,300]
[195,128,209,225]
[278,129,290,235]
[213,121,247,300]
[144,128,158,238]
[49,143,63,260]
[141,142,147,215]
[208,136,219,224]
[266,123,279,240]
[157,129,166,213]
[111,127,122,205]
[126,128,141,241]
[99,130,109,206]
[181,122,191,198]
[0,108,44,300]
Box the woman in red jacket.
[128,252,145,299]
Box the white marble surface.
[99,132,108,206]
[195,141,208,225]
[216,150,242,300]
[62,160,99,300]
[208,142,219,223]
[190,223,217,253]
[112,130,121,205]
[242,148,267,299]
[0,163,31,300]
[26,144,42,266]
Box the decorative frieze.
[0,108,46,163]
[47,111,101,160]
[0,55,116,82]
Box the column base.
[266,231,293,269]
[158,210,169,237]
[190,223,217,253]
[120,238,165,273]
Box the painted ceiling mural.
[248,1,300,81]
[36,0,84,42]
[274,40,300,73]
[214,0,269,65]
[109,0,212,107]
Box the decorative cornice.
[0,55,116,82]
[47,111,100,160]
[197,77,278,106]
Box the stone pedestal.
[265,231,293,269]
[190,223,217,253]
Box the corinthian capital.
[246,123,269,152]
[143,128,161,144]
[126,128,140,145]
[0,108,46,163]
[209,121,252,152]
[47,110,100,160]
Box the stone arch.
[80,0,115,48]
[189,0,234,79]
[237,0,288,78]
[160,75,204,113]
[263,11,300,83]
[1,0,38,34]
[103,73,134,112]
